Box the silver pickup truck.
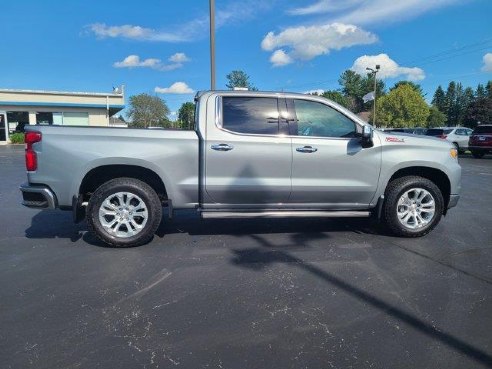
[20,90,461,247]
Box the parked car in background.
[469,124,492,158]
[426,127,472,153]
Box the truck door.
[287,98,381,207]
[204,95,291,206]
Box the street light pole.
[366,65,380,127]
[209,0,216,90]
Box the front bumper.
[448,194,460,209]
[20,183,57,209]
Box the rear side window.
[292,99,356,138]
[221,97,279,135]
[473,125,492,134]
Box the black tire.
[452,142,464,154]
[471,150,485,159]
[86,178,162,247]
[383,176,444,238]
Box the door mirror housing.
[361,125,373,148]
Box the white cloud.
[113,53,190,72]
[288,0,360,15]
[169,52,190,63]
[304,89,325,95]
[88,23,187,42]
[287,0,460,26]
[481,53,492,72]
[261,23,377,66]
[351,54,425,81]
[155,82,194,94]
[114,55,160,68]
[86,2,274,43]
[270,50,293,67]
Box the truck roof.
[194,90,316,101]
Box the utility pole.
[209,0,216,90]
[366,65,380,127]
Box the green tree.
[338,70,364,112]
[464,98,492,128]
[432,85,446,113]
[457,87,475,125]
[321,90,350,109]
[362,73,385,111]
[226,70,257,90]
[427,106,447,128]
[476,83,487,99]
[338,70,385,113]
[487,81,492,99]
[391,81,424,97]
[445,81,458,124]
[177,102,195,130]
[127,93,170,128]
[376,84,430,128]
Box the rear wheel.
[471,150,485,158]
[383,176,444,237]
[86,178,162,247]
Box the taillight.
[25,131,42,171]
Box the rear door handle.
[296,146,318,153]
[211,143,234,151]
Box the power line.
[402,37,492,65]
[277,37,492,92]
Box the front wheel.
[453,142,464,154]
[383,176,444,237]
[86,178,162,247]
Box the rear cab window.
[221,96,280,135]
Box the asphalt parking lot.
[1,144,491,369]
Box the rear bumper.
[20,183,57,209]
[448,194,460,209]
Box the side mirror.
[361,125,373,148]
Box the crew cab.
[20,91,461,247]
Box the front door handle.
[211,143,234,151]
[296,145,318,153]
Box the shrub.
[9,132,24,144]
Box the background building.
[0,87,125,143]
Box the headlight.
[450,148,458,159]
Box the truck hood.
[375,130,454,150]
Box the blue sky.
[1,0,491,116]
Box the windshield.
[473,126,492,134]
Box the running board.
[200,210,371,219]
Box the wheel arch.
[387,166,451,213]
[79,164,168,203]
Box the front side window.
[222,96,279,135]
[292,99,356,138]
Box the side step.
[200,210,371,219]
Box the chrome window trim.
[214,93,363,141]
